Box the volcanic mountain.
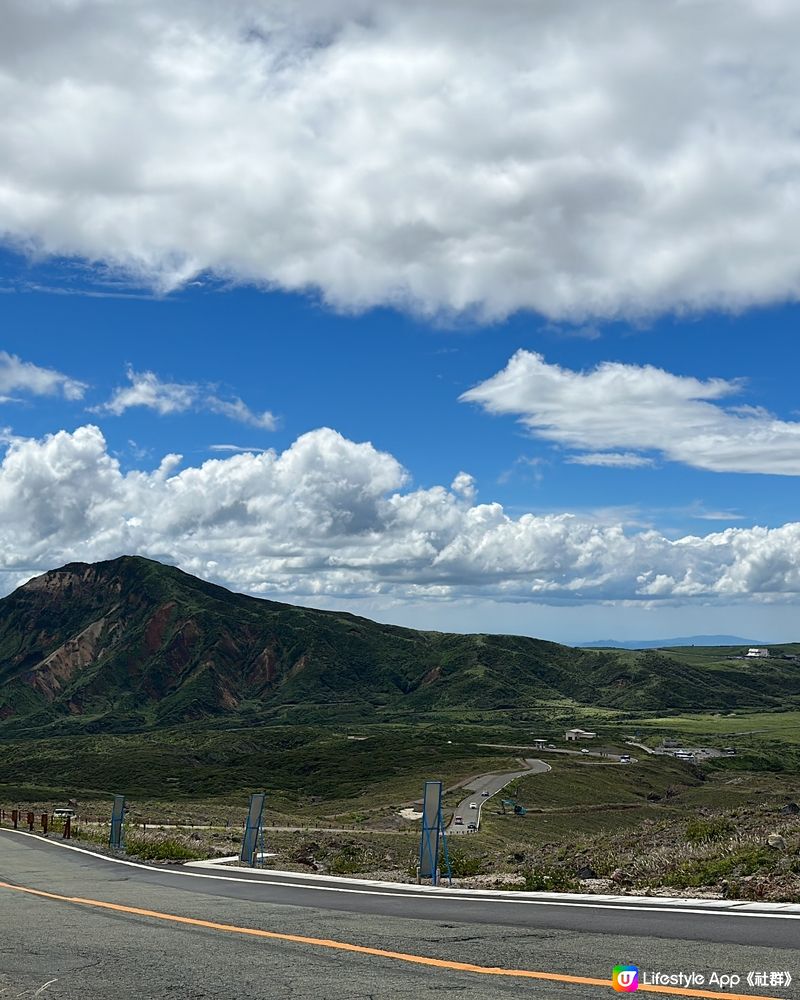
[0,556,797,734]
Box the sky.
[2,0,800,643]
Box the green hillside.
[1,556,798,736]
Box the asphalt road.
[447,758,551,834]
[2,830,798,1000]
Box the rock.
[576,865,598,880]
[767,833,787,850]
[781,802,800,815]
[611,868,633,885]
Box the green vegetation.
[1,557,799,901]
[123,832,207,862]
[1,557,799,739]
[685,817,735,843]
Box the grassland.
[630,710,800,742]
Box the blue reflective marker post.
[418,781,451,886]
[240,792,267,867]
[109,795,126,850]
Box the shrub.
[447,847,485,878]
[522,866,579,892]
[124,833,206,862]
[663,846,776,888]
[685,818,734,843]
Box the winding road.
[447,757,551,834]
[1,829,798,1000]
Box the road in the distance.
[1,830,798,1000]
[447,757,551,834]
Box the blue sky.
[3,2,800,643]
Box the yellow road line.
[0,880,783,1000]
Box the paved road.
[447,757,551,834]
[1,831,799,1000]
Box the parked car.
[454,816,464,825]
[481,790,490,797]
[53,808,76,818]
[467,822,477,831]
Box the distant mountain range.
[0,557,798,734]
[580,635,765,649]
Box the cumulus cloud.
[2,423,800,606]
[0,351,86,401]
[461,351,800,475]
[3,1,800,319]
[94,367,277,429]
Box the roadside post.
[41,813,48,835]
[109,794,126,850]
[417,781,451,887]
[240,792,267,867]
[63,816,71,839]
[27,811,34,831]
[11,809,18,829]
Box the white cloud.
[4,2,800,319]
[98,368,195,416]
[206,397,277,431]
[568,452,655,469]
[3,423,800,607]
[95,367,277,429]
[0,351,86,401]
[209,444,265,453]
[461,351,800,475]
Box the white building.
[565,728,597,742]
[746,647,769,658]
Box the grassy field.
[0,723,523,822]
[3,730,798,900]
[630,710,800,742]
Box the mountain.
[580,635,763,649]
[1,557,798,734]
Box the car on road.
[454,816,463,825]
[469,802,477,809]
[580,748,590,755]
[481,790,490,797]
[619,754,631,763]
[467,822,477,831]
[546,743,556,749]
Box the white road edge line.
[3,828,800,919]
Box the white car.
[481,790,490,797]
[469,802,477,809]
[454,816,464,825]
[580,748,590,755]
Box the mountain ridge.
[580,635,766,649]
[1,556,798,734]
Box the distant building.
[532,738,546,747]
[746,647,770,658]
[565,728,597,742]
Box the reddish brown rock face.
[144,602,176,654]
